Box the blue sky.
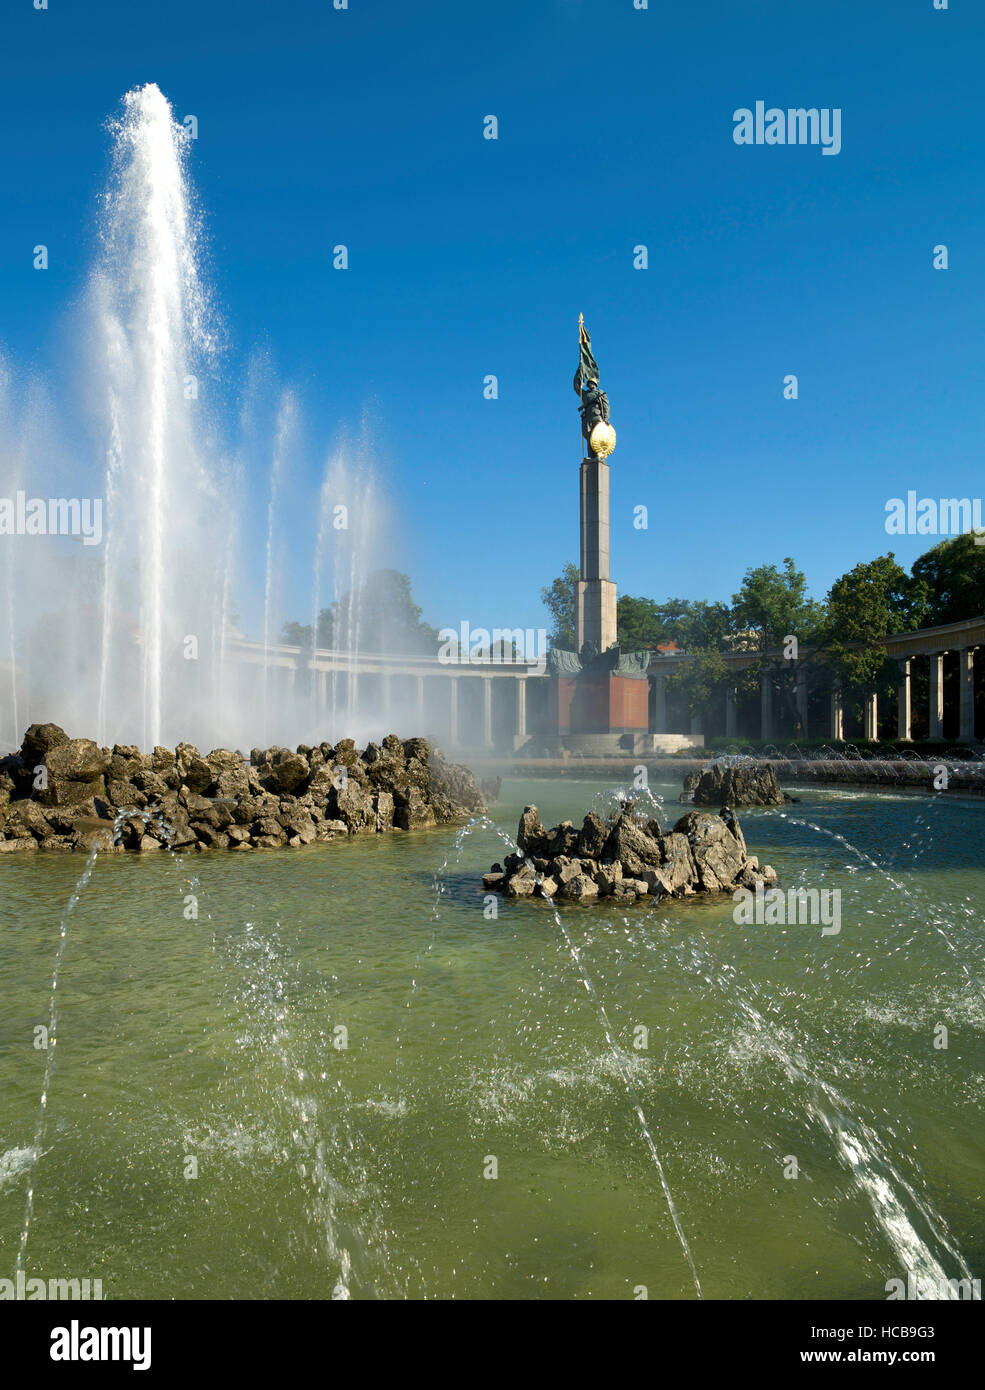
[2,0,983,638]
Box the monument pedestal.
[548,671,649,736]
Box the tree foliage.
[540,562,579,650]
[280,570,439,655]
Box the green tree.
[333,569,440,654]
[730,559,828,736]
[280,609,333,650]
[666,647,730,719]
[732,558,826,650]
[826,553,913,690]
[617,595,732,652]
[281,571,439,655]
[280,619,312,648]
[909,533,985,627]
[616,595,670,650]
[541,562,579,650]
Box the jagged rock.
[133,769,171,800]
[281,811,317,844]
[546,821,579,858]
[176,743,213,794]
[316,819,348,840]
[6,799,53,840]
[602,813,663,878]
[106,779,144,808]
[20,723,69,766]
[690,761,793,808]
[659,831,697,892]
[332,782,376,832]
[332,739,360,769]
[592,863,622,896]
[430,749,483,816]
[505,864,537,896]
[484,802,776,907]
[558,872,599,903]
[0,731,481,852]
[261,748,310,795]
[517,806,548,856]
[193,823,230,850]
[393,785,435,831]
[673,811,747,892]
[577,811,609,859]
[151,747,181,789]
[215,765,251,799]
[34,738,110,807]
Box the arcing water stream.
[5,776,979,1298]
[0,83,399,754]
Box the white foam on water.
[0,1147,36,1192]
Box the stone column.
[482,677,493,748]
[576,456,618,654]
[795,665,808,737]
[653,673,667,734]
[416,675,425,731]
[449,677,459,746]
[896,658,912,741]
[864,690,879,741]
[725,686,737,737]
[515,678,527,741]
[959,647,977,741]
[760,667,773,740]
[929,652,945,740]
[689,711,702,735]
[830,685,844,741]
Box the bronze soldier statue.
[573,315,615,459]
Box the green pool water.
[1,777,982,1300]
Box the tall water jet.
[2,82,399,754]
[263,392,297,745]
[94,82,220,749]
[309,432,386,743]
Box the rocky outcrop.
[0,725,484,853]
[483,803,777,905]
[684,760,794,808]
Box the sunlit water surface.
[1,778,982,1300]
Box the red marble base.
[547,674,649,735]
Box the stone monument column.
[576,455,618,654]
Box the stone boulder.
[689,761,793,808]
[37,738,111,806]
[483,802,777,907]
[0,730,483,853]
[393,785,435,831]
[176,742,213,794]
[20,723,69,767]
[673,811,747,892]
